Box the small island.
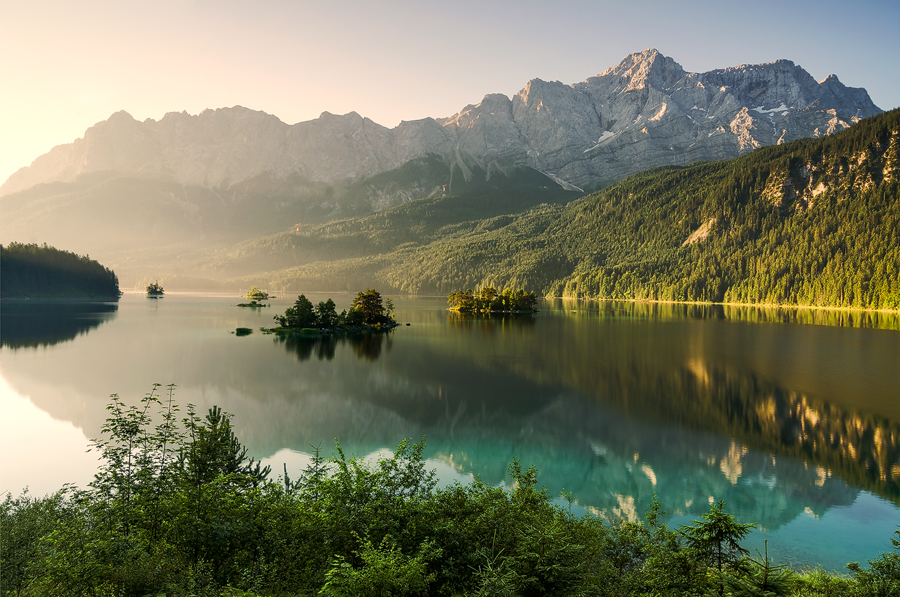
[245,286,270,300]
[237,300,269,308]
[266,288,397,335]
[146,281,164,298]
[447,286,538,313]
[238,286,272,306]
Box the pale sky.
[2,0,898,186]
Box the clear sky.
[2,0,898,186]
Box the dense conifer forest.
[213,109,899,311]
[2,391,898,597]
[0,243,120,298]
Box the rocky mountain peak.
[595,48,685,91]
[107,109,138,122]
[1,50,883,198]
[84,110,141,138]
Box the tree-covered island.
[237,286,271,307]
[145,281,164,297]
[447,286,538,313]
[245,286,270,300]
[269,288,397,334]
[236,301,269,308]
[0,242,120,299]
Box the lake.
[1,292,898,571]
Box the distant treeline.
[219,109,900,311]
[0,242,119,298]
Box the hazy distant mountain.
[1,49,880,198]
[214,108,899,311]
[0,50,884,288]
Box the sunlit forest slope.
[214,109,899,310]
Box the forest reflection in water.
[543,298,900,330]
[276,330,393,362]
[263,299,900,506]
[0,300,118,348]
[426,301,900,503]
[1,294,898,568]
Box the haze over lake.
[1,293,898,571]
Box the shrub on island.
[146,280,164,297]
[246,286,269,300]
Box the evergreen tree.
[724,540,795,596]
[0,242,120,298]
[316,298,339,327]
[179,405,270,487]
[679,500,756,595]
[352,289,385,324]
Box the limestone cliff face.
[500,50,881,187]
[1,49,881,196]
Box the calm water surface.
[1,293,898,571]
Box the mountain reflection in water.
[1,294,897,567]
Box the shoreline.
[9,292,894,316]
[545,295,900,315]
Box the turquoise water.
[1,293,898,571]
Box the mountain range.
[208,108,899,311]
[2,49,880,196]
[0,49,890,300]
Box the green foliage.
[179,404,271,488]
[273,291,394,329]
[679,500,757,597]
[320,536,439,597]
[448,286,538,312]
[316,298,339,327]
[4,393,899,596]
[274,294,316,328]
[223,109,900,311]
[680,500,756,573]
[0,489,66,597]
[146,280,164,295]
[0,242,120,298]
[236,300,267,308]
[845,526,900,597]
[792,566,854,596]
[351,288,387,324]
[724,541,795,596]
[245,286,268,300]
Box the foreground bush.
[2,387,898,596]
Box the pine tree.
[723,540,794,596]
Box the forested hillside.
[0,242,120,298]
[197,166,581,281]
[219,109,899,310]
